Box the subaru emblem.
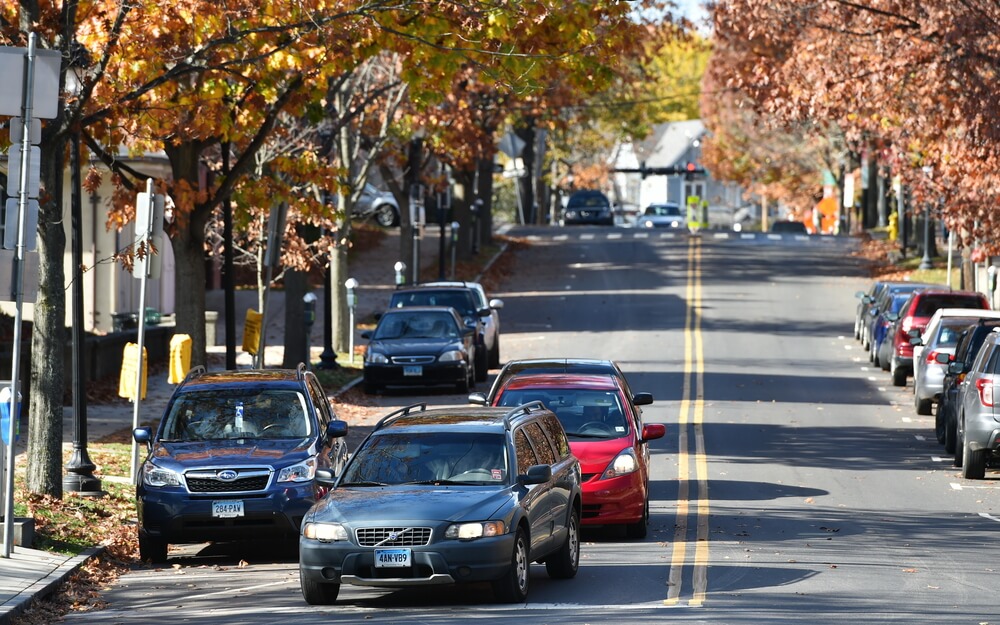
[217,470,239,481]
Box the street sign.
[3,199,38,251]
[0,47,61,119]
[5,145,40,198]
[498,131,525,158]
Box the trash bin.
[205,310,219,346]
[111,312,139,333]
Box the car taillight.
[976,378,994,407]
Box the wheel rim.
[568,517,579,569]
[515,536,528,593]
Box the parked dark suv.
[938,320,1000,454]
[954,330,1000,478]
[298,402,582,605]
[132,365,349,562]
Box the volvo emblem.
[217,470,239,481]
[388,532,399,541]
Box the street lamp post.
[919,166,934,270]
[317,236,338,369]
[450,221,460,280]
[344,278,358,363]
[63,64,101,496]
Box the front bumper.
[137,482,314,544]
[580,471,645,526]
[364,362,467,389]
[299,533,515,588]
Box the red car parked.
[887,289,990,387]
[489,373,665,538]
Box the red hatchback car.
[888,289,990,387]
[490,373,665,538]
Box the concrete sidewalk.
[2,225,497,624]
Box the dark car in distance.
[562,190,614,226]
[132,365,349,563]
[389,285,494,381]
[362,306,476,394]
[298,402,582,604]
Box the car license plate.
[374,548,411,568]
[403,365,423,377]
[212,500,244,518]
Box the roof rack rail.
[503,401,546,429]
[182,365,206,384]
[296,362,307,380]
[374,402,428,430]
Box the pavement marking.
[660,232,678,239]
[634,232,649,239]
[950,483,963,490]
[931,456,944,462]
[979,512,1000,523]
[901,417,913,423]
[666,236,709,608]
[553,234,568,241]
[580,233,595,240]
[914,435,926,441]
[608,233,622,240]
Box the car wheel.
[935,409,947,444]
[954,416,965,467]
[363,381,380,395]
[944,412,957,455]
[457,367,471,393]
[915,397,932,416]
[891,361,907,387]
[545,509,580,579]
[300,570,341,605]
[490,337,501,369]
[962,439,987,480]
[373,203,399,227]
[625,499,649,539]
[138,531,168,564]
[475,347,488,382]
[493,528,530,603]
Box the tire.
[545,509,580,579]
[300,570,341,605]
[891,361,907,387]
[625,499,649,539]
[490,337,501,369]
[363,381,380,395]
[944,412,957,455]
[935,410,947,444]
[457,366,471,393]
[954,417,965,467]
[373,203,399,227]
[962,441,987,480]
[475,346,488,382]
[871,341,880,367]
[493,528,530,603]
[916,397,932,416]
[138,532,168,564]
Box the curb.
[0,546,105,625]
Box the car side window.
[538,414,571,459]
[514,429,540,474]
[523,422,557,465]
[971,339,997,374]
[988,344,1000,375]
[308,376,332,429]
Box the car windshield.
[374,312,459,340]
[341,432,508,485]
[497,388,628,440]
[160,389,310,441]
[645,205,681,217]
[391,291,476,317]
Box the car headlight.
[302,522,349,542]
[445,521,506,540]
[367,350,388,364]
[438,350,465,362]
[600,448,638,480]
[670,220,680,228]
[566,210,578,218]
[142,464,182,488]
[642,220,654,228]
[277,457,316,483]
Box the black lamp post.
[318,235,338,369]
[63,66,102,495]
[919,166,934,270]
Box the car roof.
[373,403,549,434]
[501,358,618,373]
[502,373,618,391]
[176,367,307,392]
[929,308,1000,322]
[381,305,460,316]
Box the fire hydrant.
[888,212,899,241]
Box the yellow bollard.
[118,342,147,400]
[168,334,192,383]
[888,212,899,241]
[243,309,262,355]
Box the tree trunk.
[515,118,535,225]
[171,227,208,368]
[332,217,350,353]
[476,157,494,248]
[25,136,67,497]
[452,169,474,262]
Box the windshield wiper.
[566,432,609,439]
[401,479,466,486]
[339,480,388,487]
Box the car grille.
[355,527,433,547]
[390,356,436,365]
[185,468,272,493]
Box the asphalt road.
[60,226,1000,624]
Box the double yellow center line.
[665,236,710,607]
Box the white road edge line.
[979,512,1000,523]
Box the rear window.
[914,295,986,316]
[567,192,609,209]
[390,290,476,316]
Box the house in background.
[612,119,748,228]
[1,150,176,334]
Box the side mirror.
[468,392,488,405]
[489,298,504,310]
[133,426,153,451]
[934,352,952,365]
[326,419,349,439]
[886,312,899,322]
[519,464,552,486]
[907,329,921,338]
[855,290,866,299]
[315,468,337,486]
[641,423,666,442]
[632,392,654,406]
[909,336,923,346]
[947,360,965,375]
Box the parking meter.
[394,261,406,287]
[345,278,359,363]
